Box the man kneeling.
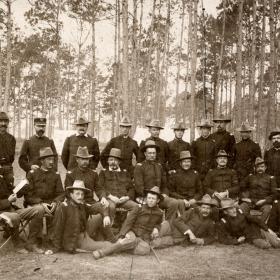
[46,180,112,254]
[93,186,171,259]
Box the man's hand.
[31,165,40,170]
[185,229,196,241]
[184,199,190,208]
[194,238,204,245]
[100,197,109,208]
[237,236,245,243]
[268,228,278,237]
[256,199,266,206]
[189,199,197,206]
[168,170,176,175]
[103,216,111,227]
[8,193,17,203]
[213,192,222,200]
[136,197,145,205]
[119,196,129,204]
[45,250,54,255]
[162,194,167,199]
[108,194,120,204]
[151,228,159,239]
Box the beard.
[273,141,280,148]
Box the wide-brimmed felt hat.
[172,122,187,130]
[0,112,9,121]
[146,119,164,129]
[255,157,265,166]
[196,119,213,128]
[73,117,90,125]
[119,116,132,127]
[74,146,93,158]
[34,117,47,125]
[237,122,253,132]
[38,147,55,159]
[215,150,231,158]
[197,194,218,207]
[176,150,193,161]
[213,114,231,123]
[144,186,163,200]
[141,140,160,152]
[66,180,91,193]
[268,129,280,140]
[108,148,122,160]
[220,198,236,210]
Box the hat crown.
[216,150,228,157]
[39,147,54,158]
[213,114,231,122]
[145,140,157,147]
[220,198,236,209]
[119,116,132,126]
[148,186,161,195]
[109,148,122,159]
[34,117,47,124]
[179,150,192,160]
[197,118,213,127]
[172,122,186,130]
[75,117,90,125]
[238,121,253,132]
[146,119,164,129]
[0,112,9,120]
[72,180,86,189]
[255,157,265,166]
[76,146,92,158]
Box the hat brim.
[66,186,91,193]
[141,145,160,152]
[176,156,194,162]
[146,125,164,129]
[219,204,236,210]
[172,127,187,130]
[255,161,265,166]
[215,154,231,158]
[107,155,122,160]
[197,124,213,128]
[74,122,90,125]
[38,154,55,160]
[74,155,94,159]
[213,119,231,123]
[120,123,132,127]
[269,132,280,140]
[197,201,217,207]
[144,189,164,200]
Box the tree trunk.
[0,41,2,103]
[190,0,198,142]
[234,0,244,128]
[116,0,121,134]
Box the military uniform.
[19,135,58,173]
[167,138,191,171]
[233,139,261,180]
[264,147,280,188]
[134,160,178,221]
[204,167,239,197]
[61,133,100,170]
[100,135,139,176]
[138,137,169,169]
[191,136,216,180]
[65,167,105,204]
[267,200,280,234]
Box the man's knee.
[133,239,150,255]
[252,238,271,249]
[31,205,46,218]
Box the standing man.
[169,151,202,215]
[134,140,179,221]
[167,122,191,173]
[211,114,235,166]
[61,117,100,171]
[0,112,16,186]
[138,119,169,170]
[264,129,280,188]
[233,122,261,180]
[19,117,58,173]
[100,116,139,176]
[191,119,216,180]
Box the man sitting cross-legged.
[92,187,173,259]
[45,180,112,254]
[98,148,138,222]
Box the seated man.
[99,148,138,220]
[93,187,172,259]
[0,177,44,253]
[267,199,280,235]
[240,157,277,223]
[217,198,280,249]
[169,151,202,215]
[172,194,217,246]
[134,140,179,221]
[24,147,65,253]
[204,150,239,202]
[46,180,111,254]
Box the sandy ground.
[1,151,280,279]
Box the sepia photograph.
[0,0,280,279]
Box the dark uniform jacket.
[173,207,216,244]
[217,209,268,245]
[233,139,261,179]
[24,168,64,205]
[241,173,277,205]
[204,167,239,197]
[18,135,57,173]
[119,204,163,241]
[167,138,191,171]
[50,199,109,253]
[0,131,16,166]
[264,147,280,187]
[267,200,280,233]
[100,135,139,175]
[138,137,169,169]
[169,168,202,200]
[65,167,105,203]
[0,175,15,212]
[134,160,168,196]
[99,168,135,199]
[61,134,100,170]
[191,136,216,178]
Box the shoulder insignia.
[274,200,278,204]
[212,139,216,142]
[136,163,142,166]
[56,171,59,175]
[248,173,252,176]
[157,162,162,166]
[0,175,3,178]
[238,209,243,214]
[221,218,226,224]
[270,176,274,179]
[91,169,97,173]
[194,170,198,174]
[230,133,234,136]
[30,170,34,173]
[67,171,72,174]
[123,169,127,172]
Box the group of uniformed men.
[1,110,280,258]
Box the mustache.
[0,124,7,128]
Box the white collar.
[75,132,88,137]
[109,166,121,172]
